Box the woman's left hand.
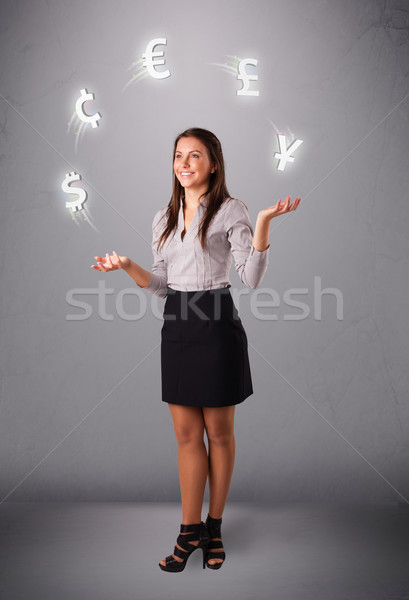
[259,196,301,222]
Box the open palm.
[259,196,301,221]
[91,251,130,271]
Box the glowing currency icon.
[62,172,88,212]
[237,58,259,96]
[142,38,171,79]
[75,88,101,128]
[274,134,303,171]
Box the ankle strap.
[206,514,222,537]
[180,522,203,533]
[206,514,222,525]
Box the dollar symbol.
[142,38,171,79]
[75,88,101,128]
[62,172,88,212]
[237,58,259,96]
[274,134,303,171]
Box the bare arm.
[252,214,271,252]
[122,259,151,288]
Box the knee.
[174,425,204,447]
[206,429,234,447]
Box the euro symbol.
[142,38,171,79]
[237,58,259,96]
[274,134,303,171]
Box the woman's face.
[173,136,216,194]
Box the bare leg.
[202,405,235,566]
[159,404,208,567]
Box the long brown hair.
[156,128,231,252]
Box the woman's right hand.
[91,251,130,271]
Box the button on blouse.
[142,196,270,299]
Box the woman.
[91,127,301,572]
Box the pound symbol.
[237,58,259,96]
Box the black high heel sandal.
[204,514,226,570]
[158,521,211,572]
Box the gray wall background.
[1,0,408,504]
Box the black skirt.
[160,286,253,407]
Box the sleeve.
[225,199,270,289]
[143,208,168,299]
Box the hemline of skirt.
[162,392,252,408]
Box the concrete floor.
[1,501,409,600]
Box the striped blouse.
[141,195,270,299]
